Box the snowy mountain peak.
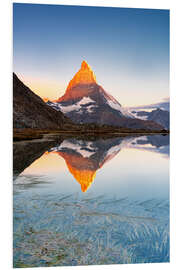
[46,62,164,130]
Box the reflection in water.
[49,137,125,192]
[13,135,169,267]
[48,135,169,192]
[13,139,61,178]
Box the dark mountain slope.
[13,73,72,129]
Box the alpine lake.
[13,134,169,267]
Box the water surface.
[13,134,169,267]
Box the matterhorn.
[47,61,162,130]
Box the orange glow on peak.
[66,163,96,192]
[55,151,97,192]
[66,61,97,91]
[81,60,91,70]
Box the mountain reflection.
[13,135,169,191]
[49,137,124,192]
[48,135,169,192]
[129,135,169,156]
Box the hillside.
[13,73,72,129]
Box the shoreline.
[13,128,169,142]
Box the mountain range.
[130,108,169,130]
[46,61,166,130]
[128,99,170,112]
[49,137,124,192]
[127,99,170,130]
[13,61,169,133]
[48,135,169,192]
[13,134,169,190]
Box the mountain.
[49,137,125,192]
[131,108,169,130]
[48,134,169,192]
[128,99,170,112]
[13,73,72,129]
[46,61,163,131]
[13,134,169,187]
[128,135,169,156]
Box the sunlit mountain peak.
[66,61,97,91]
[81,60,90,70]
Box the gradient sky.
[13,3,169,107]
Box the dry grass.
[13,127,169,142]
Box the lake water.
[13,134,169,267]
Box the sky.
[13,3,169,107]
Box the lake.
[13,134,169,267]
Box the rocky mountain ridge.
[13,73,72,130]
[46,61,164,131]
[131,108,169,130]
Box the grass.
[13,127,169,142]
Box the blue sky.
[13,3,169,106]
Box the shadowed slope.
[13,73,72,129]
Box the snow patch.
[107,100,122,111]
[78,96,95,105]
[106,145,121,156]
[120,107,135,118]
[107,100,134,118]
[126,137,156,149]
[137,108,154,112]
[57,103,81,113]
[50,97,96,114]
[51,140,98,158]
[130,112,148,121]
